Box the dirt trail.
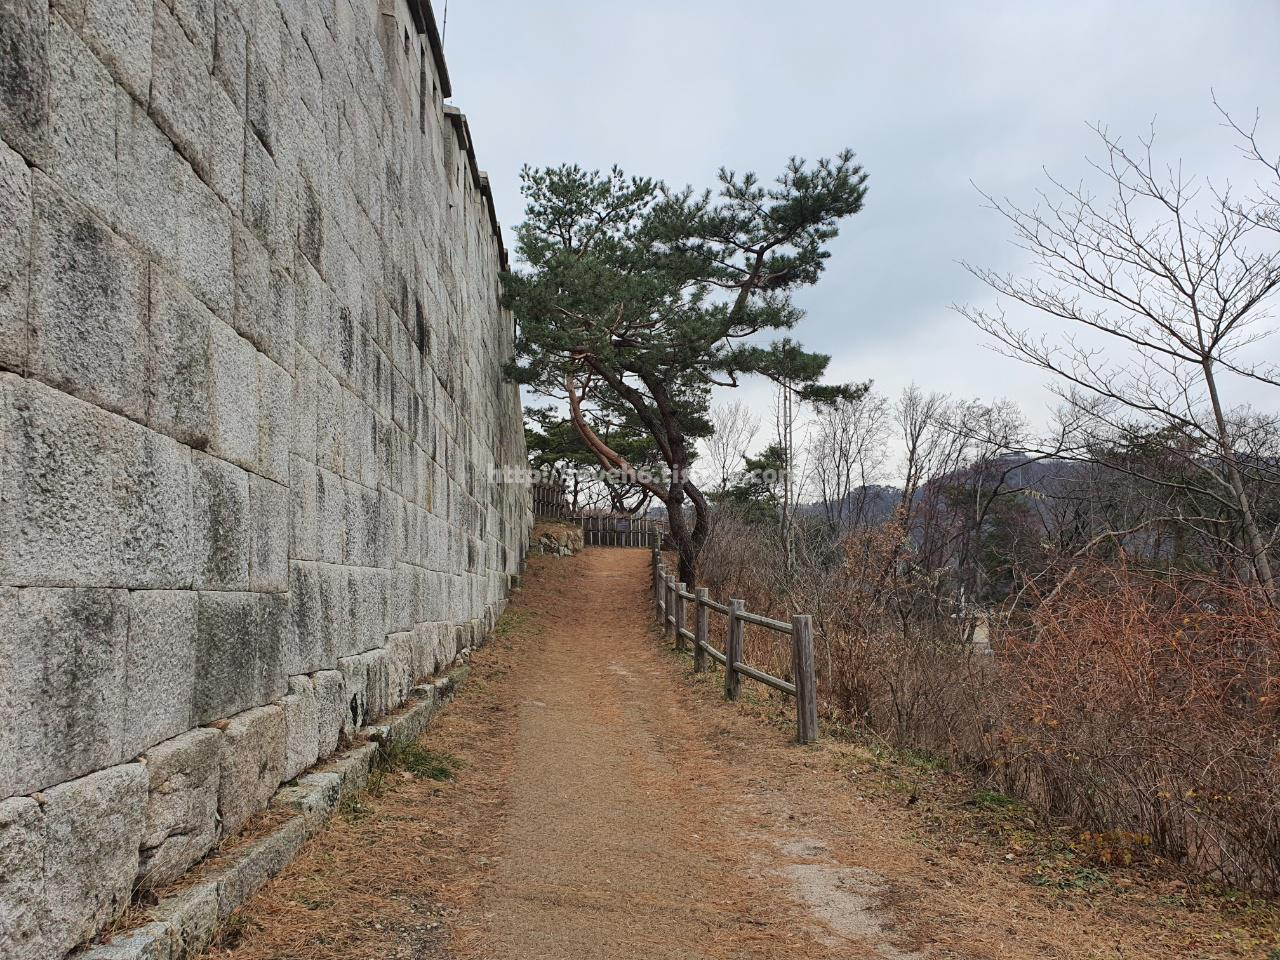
[213,549,1272,960]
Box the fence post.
[665,576,675,639]
[725,599,744,700]
[674,583,687,652]
[656,565,666,624]
[792,614,818,744]
[694,587,709,672]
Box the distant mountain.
[797,484,903,526]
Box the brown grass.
[204,548,1280,960]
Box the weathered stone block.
[83,0,153,102]
[0,796,51,960]
[285,560,333,676]
[293,255,329,356]
[340,387,370,484]
[215,816,304,919]
[249,473,288,591]
[124,591,197,759]
[0,0,50,164]
[436,620,458,672]
[273,770,339,833]
[315,367,343,476]
[290,332,320,463]
[0,587,128,796]
[149,2,209,177]
[0,141,31,374]
[191,450,251,589]
[206,80,243,213]
[412,621,439,679]
[0,375,120,585]
[385,631,414,711]
[231,222,292,369]
[212,0,247,110]
[29,175,146,420]
[280,675,319,781]
[311,669,346,757]
[364,647,392,720]
[116,425,193,589]
[147,267,212,447]
[207,318,259,471]
[336,654,368,734]
[217,703,285,838]
[348,566,389,656]
[193,591,286,724]
[114,94,180,263]
[165,0,215,66]
[138,727,220,887]
[342,480,378,567]
[257,354,291,483]
[315,466,346,564]
[148,880,216,958]
[46,13,115,214]
[245,40,280,156]
[241,96,276,229]
[79,922,172,960]
[42,763,148,956]
[172,161,233,318]
[288,456,318,561]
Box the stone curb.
[74,668,470,960]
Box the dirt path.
[212,548,1276,960]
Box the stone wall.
[0,1,529,956]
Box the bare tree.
[957,122,1280,600]
[810,390,891,531]
[702,400,761,494]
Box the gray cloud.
[442,0,1280,432]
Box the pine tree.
[503,154,868,584]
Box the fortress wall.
[0,1,529,955]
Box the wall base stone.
[75,660,474,960]
[138,728,221,889]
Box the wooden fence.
[575,514,668,549]
[531,476,569,520]
[651,548,818,744]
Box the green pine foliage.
[502,154,869,581]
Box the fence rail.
[651,548,818,744]
[574,514,668,549]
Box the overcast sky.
[441,1,1280,461]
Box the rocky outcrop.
[531,522,586,557]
